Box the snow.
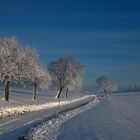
[1,88,140,140]
[22,96,99,140]
[0,92,95,119]
[57,93,140,140]
[0,88,96,140]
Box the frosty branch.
[48,56,84,99]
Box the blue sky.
[0,0,140,86]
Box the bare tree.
[96,76,117,96]
[48,56,84,99]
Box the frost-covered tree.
[13,46,51,100]
[32,65,51,99]
[0,37,21,101]
[28,62,51,100]
[48,56,84,99]
[96,76,117,96]
[0,37,51,101]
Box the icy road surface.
[57,94,140,140]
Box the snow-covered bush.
[48,56,84,98]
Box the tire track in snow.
[0,118,19,127]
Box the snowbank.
[0,95,95,119]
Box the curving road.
[57,94,140,140]
[0,95,94,140]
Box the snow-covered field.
[22,95,99,140]
[57,92,140,140]
[0,88,87,118]
[0,88,96,140]
[0,93,94,119]
[0,89,140,140]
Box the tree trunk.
[104,89,107,97]
[65,87,68,98]
[55,87,64,99]
[32,83,37,99]
[4,80,10,102]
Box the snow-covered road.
[57,94,140,140]
[23,96,99,140]
[0,95,95,140]
[1,92,140,140]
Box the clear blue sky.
[0,0,140,86]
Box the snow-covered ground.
[22,95,99,140]
[0,87,96,140]
[1,88,140,140]
[56,92,140,140]
[0,94,94,119]
[0,88,86,118]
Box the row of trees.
[0,37,84,101]
[0,37,117,101]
